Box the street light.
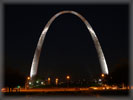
[66,75,70,80]
[25,76,30,89]
[66,75,70,88]
[48,77,51,85]
[27,76,30,80]
[48,77,50,81]
[101,74,105,78]
[55,78,59,85]
[101,74,106,86]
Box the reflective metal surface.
[30,11,109,78]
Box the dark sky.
[4,4,128,81]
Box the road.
[2,88,90,92]
[1,86,131,93]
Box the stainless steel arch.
[30,10,109,78]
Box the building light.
[41,82,44,85]
[17,86,20,88]
[29,82,32,85]
[99,79,102,82]
[36,81,39,83]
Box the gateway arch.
[30,11,109,79]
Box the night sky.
[4,4,128,82]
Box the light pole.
[48,77,51,85]
[101,74,105,86]
[55,78,59,86]
[66,75,70,88]
[25,76,30,89]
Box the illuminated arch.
[30,11,109,79]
